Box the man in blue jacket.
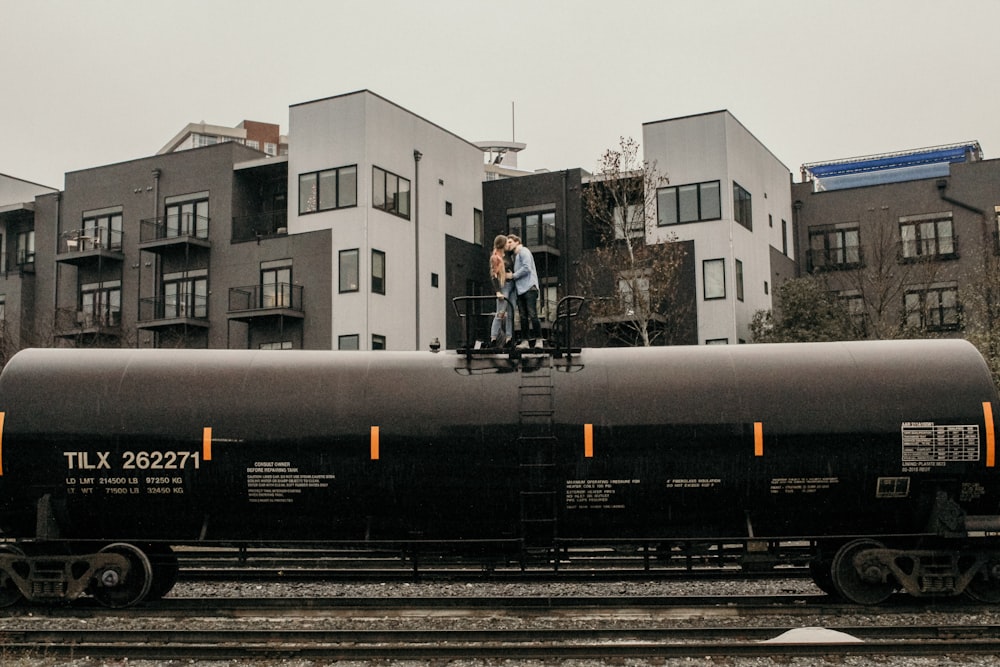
[506,234,542,348]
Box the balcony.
[227,283,304,322]
[137,294,210,331]
[57,228,124,265]
[53,307,122,340]
[138,216,211,253]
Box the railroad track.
[2,625,1000,661]
[6,593,988,619]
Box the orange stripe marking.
[985,402,996,468]
[754,422,764,457]
[371,426,380,460]
[584,423,593,458]
[0,411,5,476]
[202,427,213,462]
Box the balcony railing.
[232,210,288,243]
[139,215,210,243]
[59,227,123,253]
[54,307,121,333]
[139,294,209,321]
[228,283,303,313]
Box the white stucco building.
[643,111,796,344]
[287,90,485,350]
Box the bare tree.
[576,137,689,346]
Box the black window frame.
[808,225,862,272]
[298,164,358,215]
[339,248,359,293]
[656,180,722,226]
[371,249,386,295]
[904,283,960,332]
[899,217,957,261]
[732,182,752,231]
[372,166,410,219]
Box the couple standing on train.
[489,233,542,350]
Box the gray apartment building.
[1,92,998,359]
[792,143,1000,340]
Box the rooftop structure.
[801,141,982,192]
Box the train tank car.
[0,339,997,606]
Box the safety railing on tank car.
[451,294,585,358]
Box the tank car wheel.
[91,543,153,608]
[144,545,179,601]
[965,558,1000,603]
[808,557,837,596]
[831,539,894,605]
[0,545,25,607]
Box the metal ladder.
[517,354,558,550]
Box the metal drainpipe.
[413,150,422,350]
[53,192,62,332]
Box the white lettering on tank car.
[901,422,980,468]
[246,460,336,504]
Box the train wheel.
[831,539,894,605]
[965,558,1000,603]
[808,558,837,596]
[92,543,153,608]
[144,545,179,602]
[0,545,25,607]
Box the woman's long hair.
[491,235,507,286]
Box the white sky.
[4,0,999,189]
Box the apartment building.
[643,111,797,344]
[792,142,999,338]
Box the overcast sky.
[4,0,999,189]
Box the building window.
[431,272,439,288]
[82,211,123,250]
[264,142,278,156]
[840,290,867,336]
[372,166,410,219]
[703,259,726,300]
[657,181,721,225]
[474,208,484,246]
[705,338,729,345]
[994,206,1000,255]
[299,165,358,214]
[339,334,359,350]
[259,341,293,350]
[808,225,861,272]
[16,230,34,266]
[165,197,209,238]
[339,249,359,293]
[735,259,744,301]
[261,260,292,307]
[899,215,956,261]
[445,201,453,216]
[904,283,959,332]
[371,249,385,295]
[733,182,752,231]
[163,269,208,318]
[781,219,788,255]
[372,334,386,350]
[80,280,121,326]
[508,210,556,247]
